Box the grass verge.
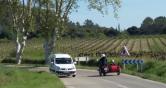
[0,65,64,88]
[122,60,166,83]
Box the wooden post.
[78,57,80,65]
[140,64,143,72]
[86,56,88,64]
[123,64,126,70]
[137,64,139,71]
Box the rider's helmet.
[112,59,115,63]
[101,54,106,57]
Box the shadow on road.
[59,76,76,78]
[87,74,118,77]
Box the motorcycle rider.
[98,54,108,76]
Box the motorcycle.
[98,64,121,76]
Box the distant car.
[49,54,76,77]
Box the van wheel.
[99,72,102,76]
[49,68,53,72]
[72,75,76,77]
[103,72,106,76]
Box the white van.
[49,54,76,77]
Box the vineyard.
[55,36,166,59]
[0,35,166,62]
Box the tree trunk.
[16,33,21,64]
[16,28,27,64]
[44,29,56,64]
[44,40,51,64]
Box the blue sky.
[69,0,166,30]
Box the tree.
[154,16,166,25]
[140,17,154,34]
[127,26,140,35]
[153,16,166,34]
[141,17,153,26]
[0,0,11,39]
[7,0,34,64]
[140,16,166,34]
[36,0,121,64]
[35,0,72,63]
[76,22,80,28]
[84,19,94,28]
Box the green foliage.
[127,16,166,35]
[87,0,121,17]
[0,0,121,40]
[63,20,120,38]
[142,17,154,26]
[79,59,98,66]
[0,65,64,88]
[127,26,140,35]
[0,0,13,39]
[142,61,155,71]
[122,60,166,83]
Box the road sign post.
[140,63,143,72]
[122,59,144,72]
[123,64,126,69]
[137,64,139,71]
[120,46,130,69]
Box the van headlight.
[68,66,75,70]
[72,66,76,69]
[55,66,60,70]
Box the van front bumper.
[55,71,76,76]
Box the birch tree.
[36,0,121,64]
[7,0,33,64]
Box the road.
[6,65,166,88]
[60,69,166,88]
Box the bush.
[79,59,98,66]
[87,59,98,66]
[142,61,155,72]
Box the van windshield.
[55,58,72,64]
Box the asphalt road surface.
[60,69,166,88]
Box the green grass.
[0,65,64,88]
[122,60,166,83]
